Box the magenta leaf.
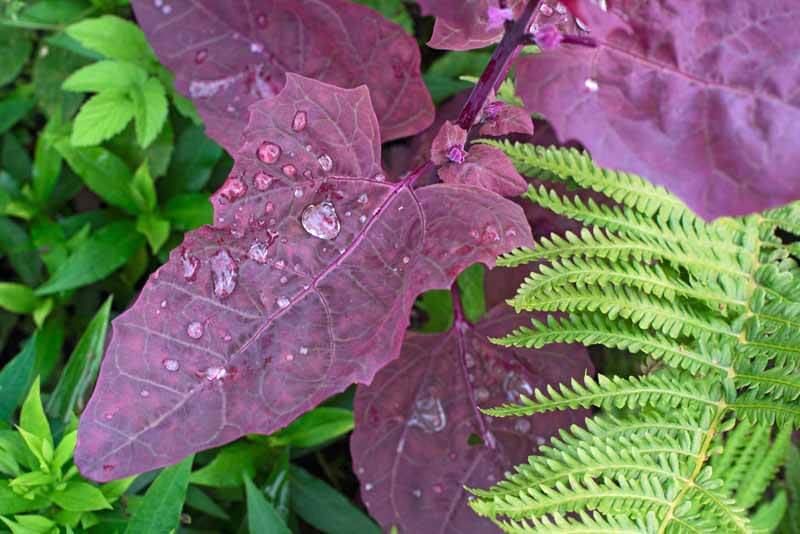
[132,0,434,152]
[351,304,593,533]
[439,145,527,197]
[516,0,800,219]
[477,102,534,138]
[75,74,532,482]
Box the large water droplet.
[301,201,341,240]
[257,142,281,164]
[282,164,297,177]
[163,359,180,372]
[187,321,204,339]
[205,367,227,381]
[292,111,307,131]
[318,154,333,172]
[253,171,274,191]
[248,241,271,264]
[220,176,247,201]
[408,396,447,433]
[503,372,533,402]
[210,249,238,299]
[182,250,200,281]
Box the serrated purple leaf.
[133,0,434,152]
[516,0,800,219]
[478,103,534,138]
[352,305,592,533]
[75,75,532,482]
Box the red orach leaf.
[132,0,434,152]
[75,75,532,482]
[478,103,534,138]
[516,0,800,219]
[439,145,528,197]
[352,304,593,533]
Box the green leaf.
[0,513,56,534]
[130,161,157,213]
[162,193,212,231]
[123,455,193,534]
[55,140,138,213]
[244,475,291,534]
[289,466,380,534]
[36,220,145,295]
[189,441,269,488]
[51,430,76,471]
[32,46,88,119]
[70,90,135,146]
[31,120,64,205]
[0,27,32,86]
[66,16,155,63]
[264,448,290,521]
[0,336,37,421]
[352,0,413,33]
[51,481,112,512]
[2,132,32,184]
[162,125,222,198]
[32,315,63,381]
[62,60,148,93]
[19,377,52,449]
[100,476,135,501]
[132,78,168,148]
[416,290,453,332]
[45,297,109,423]
[456,264,486,323]
[0,480,48,514]
[0,283,39,314]
[423,51,491,104]
[136,213,170,253]
[0,97,35,135]
[0,217,42,286]
[20,0,90,25]
[184,486,229,520]
[271,407,353,448]
[107,118,174,178]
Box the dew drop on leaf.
[282,164,297,177]
[293,188,303,198]
[503,372,533,402]
[407,396,447,433]
[277,296,290,308]
[301,201,341,240]
[220,176,248,201]
[195,49,208,64]
[181,250,200,281]
[318,154,333,171]
[475,387,489,402]
[187,321,204,339]
[584,78,599,92]
[357,193,368,204]
[163,359,180,372]
[432,483,443,494]
[292,111,307,131]
[140,389,150,398]
[515,419,531,433]
[253,171,274,191]
[210,249,238,299]
[205,367,227,381]
[257,142,281,164]
[299,346,309,355]
[248,241,271,264]
[256,13,268,28]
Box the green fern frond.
[496,511,649,534]
[733,425,792,509]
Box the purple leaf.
[132,0,434,152]
[416,0,576,51]
[515,0,800,219]
[439,145,528,197]
[75,75,532,482]
[477,102,534,138]
[351,304,593,533]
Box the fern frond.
[483,373,717,417]
[761,201,800,235]
[730,393,800,427]
[733,425,792,509]
[496,511,648,534]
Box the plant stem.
[456,0,541,130]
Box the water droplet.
[365,483,374,491]
[301,201,341,240]
[373,173,386,182]
[357,193,368,204]
[187,321,204,339]
[162,4,172,14]
[210,249,238,299]
[584,78,599,92]
[285,353,294,362]
[448,451,457,461]
[154,0,163,7]
[402,256,410,264]
[195,49,208,64]
[248,241,271,263]
[503,372,534,402]
[250,41,264,53]
[536,436,546,445]
[292,111,307,131]
[104,412,114,420]
[299,346,309,355]
[277,296,290,308]
[256,13,268,28]
[447,145,466,164]
[220,176,247,201]
[515,419,531,433]
[412,489,422,498]
[282,164,297,177]
[408,396,447,433]
[140,389,150,398]
[475,387,490,402]
[432,483,443,494]
[280,276,288,284]
[160,300,167,308]
[359,214,367,224]
[205,367,227,381]
[253,171,274,191]
[163,359,180,372]
[257,142,281,164]
[293,188,303,198]
[318,154,333,171]
[182,250,200,281]
[539,4,554,16]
